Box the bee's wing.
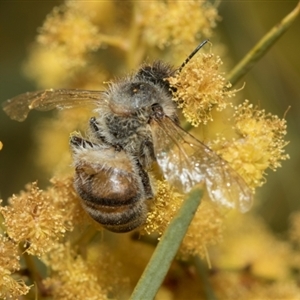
[3,89,105,122]
[151,117,253,213]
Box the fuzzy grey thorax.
[97,71,178,162]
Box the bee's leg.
[89,117,108,142]
[89,117,100,133]
[135,160,154,199]
[143,140,156,160]
[139,139,156,169]
[70,135,95,149]
[89,117,123,151]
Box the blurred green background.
[0,1,299,233]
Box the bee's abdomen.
[80,200,148,233]
[73,157,150,233]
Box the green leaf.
[130,188,203,300]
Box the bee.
[3,41,252,233]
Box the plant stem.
[22,250,48,297]
[0,213,6,233]
[130,188,203,300]
[182,120,193,132]
[98,34,128,50]
[126,2,146,69]
[193,256,218,300]
[71,225,99,248]
[227,1,300,86]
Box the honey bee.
[3,41,252,233]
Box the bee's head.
[106,39,209,121]
[135,61,176,94]
[107,76,177,121]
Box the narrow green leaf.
[130,188,203,300]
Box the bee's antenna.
[178,39,209,73]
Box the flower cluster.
[38,4,102,68]
[0,235,31,299]
[168,52,235,126]
[0,177,116,299]
[141,181,224,259]
[42,242,125,300]
[212,213,294,280]
[142,180,184,236]
[139,0,219,49]
[0,182,67,256]
[216,100,289,188]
